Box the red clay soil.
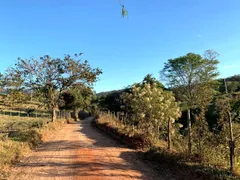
[9,118,175,180]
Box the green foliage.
[96,75,164,114]
[0,117,48,132]
[5,67,24,89]
[142,146,239,180]
[60,84,94,120]
[96,112,239,179]
[89,103,100,119]
[121,83,181,142]
[61,84,93,111]
[161,50,220,154]
[215,94,240,126]
[97,88,129,112]
[96,112,153,149]
[0,73,6,91]
[161,51,219,108]
[2,68,27,106]
[136,74,165,89]
[4,89,27,106]
[218,75,240,94]
[9,130,43,149]
[12,53,102,121]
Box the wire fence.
[56,110,72,120]
[0,110,72,119]
[99,110,129,124]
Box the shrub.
[121,83,181,145]
[0,140,30,179]
[9,129,42,148]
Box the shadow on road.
[11,118,161,180]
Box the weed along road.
[9,118,171,180]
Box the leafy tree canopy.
[161,51,219,108]
[12,53,102,121]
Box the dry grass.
[0,100,46,110]
[96,113,240,180]
[0,115,50,132]
[0,115,67,179]
[0,140,31,178]
[97,113,168,147]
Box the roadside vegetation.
[94,50,240,179]
[0,53,101,178]
[0,115,66,179]
[1,50,240,179]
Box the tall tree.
[61,83,93,121]
[161,51,219,154]
[14,53,102,121]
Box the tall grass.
[0,140,30,178]
[0,115,50,131]
[96,112,240,179]
[0,115,66,179]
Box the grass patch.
[140,147,239,180]
[95,113,240,180]
[0,140,31,179]
[0,115,50,132]
[94,115,153,149]
[0,116,67,179]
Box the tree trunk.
[228,111,234,174]
[74,109,79,121]
[52,108,57,122]
[168,118,172,152]
[224,79,235,174]
[187,109,192,154]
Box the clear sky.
[0,0,240,93]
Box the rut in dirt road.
[9,118,174,180]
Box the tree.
[96,88,130,113]
[140,74,164,89]
[14,54,102,122]
[161,51,219,154]
[121,83,181,151]
[0,73,6,92]
[3,68,26,106]
[61,83,93,121]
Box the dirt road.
[9,118,173,180]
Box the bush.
[0,140,30,179]
[9,129,42,148]
[94,116,153,149]
[141,147,238,180]
[121,83,181,144]
[90,105,100,119]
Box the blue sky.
[0,0,240,92]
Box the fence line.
[0,110,72,120]
[100,110,128,125]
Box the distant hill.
[97,88,129,97]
